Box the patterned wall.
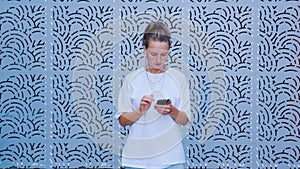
[0,0,299,168]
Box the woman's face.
[144,40,169,72]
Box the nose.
[156,55,162,63]
[156,54,165,63]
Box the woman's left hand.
[154,101,173,115]
[155,100,189,125]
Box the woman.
[117,22,190,169]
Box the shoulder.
[123,67,145,82]
[167,67,186,81]
[167,67,183,74]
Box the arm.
[169,106,189,125]
[119,94,153,127]
[154,101,189,125]
[119,110,143,126]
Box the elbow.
[119,115,131,127]
[119,117,126,127]
[184,118,189,125]
[180,117,189,126]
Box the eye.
[150,52,158,56]
[161,52,168,57]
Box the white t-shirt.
[117,67,190,168]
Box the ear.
[143,46,147,52]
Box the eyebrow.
[149,51,168,55]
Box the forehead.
[147,40,169,51]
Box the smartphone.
[156,99,170,105]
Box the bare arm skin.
[119,94,153,127]
[119,109,143,126]
[154,100,189,125]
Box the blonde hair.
[143,22,171,49]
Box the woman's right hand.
[119,94,154,126]
[139,94,154,113]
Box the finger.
[142,95,153,102]
[140,100,151,105]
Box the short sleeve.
[168,68,191,120]
[115,75,133,118]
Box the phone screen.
[156,99,170,105]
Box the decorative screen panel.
[0,0,299,168]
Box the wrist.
[135,109,143,115]
[169,106,179,118]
